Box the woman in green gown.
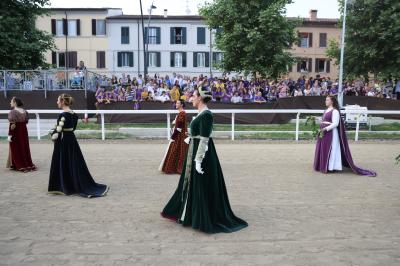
[161,87,248,233]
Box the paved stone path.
[0,140,399,265]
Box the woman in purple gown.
[314,96,376,176]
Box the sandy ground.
[0,140,399,266]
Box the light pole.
[338,0,353,107]
[145,3,157,80]
[139,0,146,80]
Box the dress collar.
[197,107,209,115]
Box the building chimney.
[164,9,168,18]
[309,9,317,20]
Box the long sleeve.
[171,113,185,140]
[325,109,340,131]
[195,112,213,163]
[8,110,17,137]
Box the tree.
[199,0,298,79]
[0,0,55,70]
[326,0,400,80]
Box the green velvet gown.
[161,108,248,233]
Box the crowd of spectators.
[95,73,400,106]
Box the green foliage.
[199,0,298,78]
[0,0,55,69]
[326,0,400,80]
[305,115,321,138]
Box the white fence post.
[355,114,360,142]
[101,113,105,140]
[231,112,235,141]
[36,113,41,140]
[167,112,171,140]
[295,112,301,141]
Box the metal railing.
[0,69,109,98]
[1,109,399,141]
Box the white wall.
[106,18,224,77]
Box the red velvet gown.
[6,109,37,172]
[159,111,188,174]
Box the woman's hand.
[7,135,12,142]
[195,161,204,174]
[10,124,16,130]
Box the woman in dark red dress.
[6,97,37,172]
[159,99,188,174]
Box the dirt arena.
[0,140,399,265]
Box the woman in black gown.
[48,93,109,197]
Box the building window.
[53,51,77,68]
[170,27,186,44]
[96,51,106,69]
[56,20,64,36]
[117,52,134,67]
[121,27,129,44]
[193,52,209,67]
[298,33,313,48]
[145,27,160,44]
[197,27,206,44]
[67,20,77,36]
[212,52,223,65]
[297,58,312,73]
[92,19,106,36]
[170,52,186,67]
[96,20,106,35]
[58,52,65,67]
[315,58,330,73]
[174,52,182,67]
[319,33,327,47]
[148,52,160,67]
[197,53,205,67]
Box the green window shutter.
[170,28,175,44]
[182,27,187,44]
[182,52,187,67]
[197,27,205,44]
[170,52,174,67]
[156,27,161,44]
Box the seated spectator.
[254,91,266,103]
[294,88,303,97]
[231,92,242,103]
[141,88,150,101]
[154,91,171,103]
[125,87,134,101]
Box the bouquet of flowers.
[305,116,322,138]
[396,154,400,165]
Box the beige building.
[289,10,340,80]
[36,8,123,70]
[36,8,340,78]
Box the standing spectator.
[395,80,400,100]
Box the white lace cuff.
[194,137,209,163]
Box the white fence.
[1,109,399,141]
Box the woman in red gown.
[6,97,37,172]
[159,99,188,174]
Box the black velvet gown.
[48,111,109,197]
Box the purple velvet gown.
[313,109,376,176]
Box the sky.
[48,0,340,18]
